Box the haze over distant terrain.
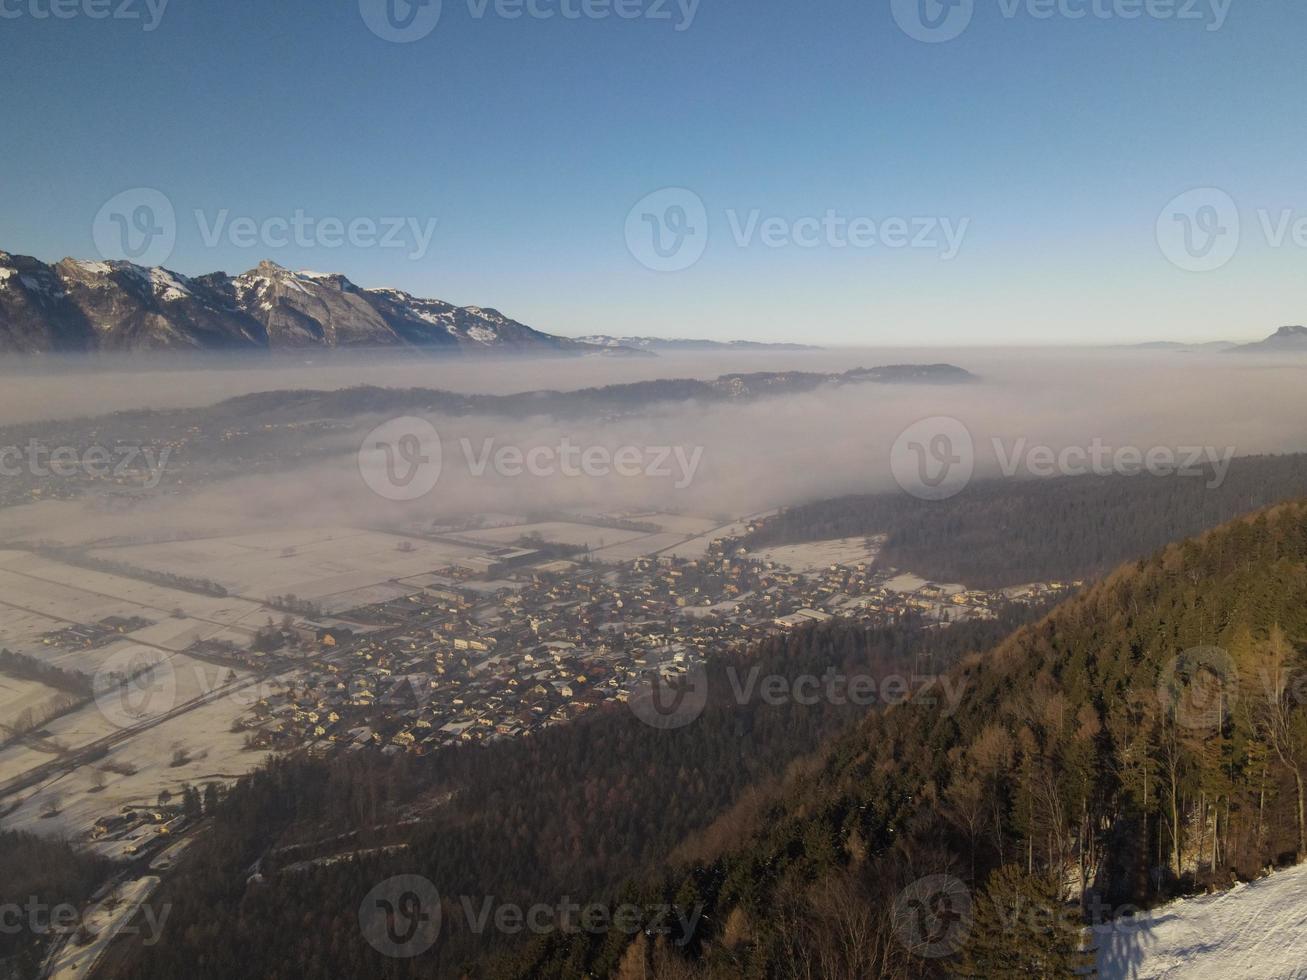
[0,348,1304,545]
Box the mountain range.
[1126,326,1307,353]
[0,252,613,356]
[1227,324,1307,352]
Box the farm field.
[88,528,483,600]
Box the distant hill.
[1119,326,1307,353]
[1126,340,1238,352]
[167,364,979,425]
[574,335,820,352]
[0,251,627,356]
[1228,325,1307,353]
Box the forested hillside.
[512,500,1307,978]
[741,453,1307,588]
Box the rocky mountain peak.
[0,248,600,356]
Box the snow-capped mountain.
[0,252,601,355]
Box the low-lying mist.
[1,348,1305,548]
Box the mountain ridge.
[1228,324,1307,353]
[0,252,617,356]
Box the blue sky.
[1,0,1303,344]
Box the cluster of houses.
[41,615,154,651]
[88,804,189,861]
[231,532,1076,756]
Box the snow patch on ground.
[1096,863,1307,979]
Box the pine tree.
[953,865,1095,978]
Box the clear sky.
[1,0,1303,345]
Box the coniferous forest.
[741,453,1307,588]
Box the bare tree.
[1254,626,1307,860]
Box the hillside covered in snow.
[1097,863,1307,979]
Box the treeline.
[511,500,1307,978]
[0,649,92,696]
[741,453,1307,588]
[264,594,323,617]
[33,548,228,597]
[104,607,1045,980]
[0,649,94,744]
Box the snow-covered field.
[746,535,884,575]
[3,689,271,837]
[1096,864,1307,979]
[90,527,482,599]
